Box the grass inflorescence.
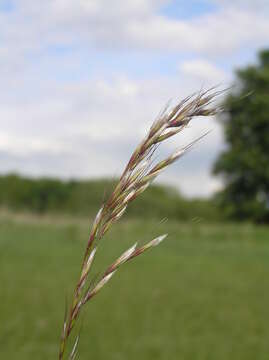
[58,89,222,359]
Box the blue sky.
[161,0,216,19]
[0,0,268,197]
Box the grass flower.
[58,88,221,359]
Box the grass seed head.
[59,88,222,359]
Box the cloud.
[179,59,227,84]
[0,70,225,197]
[214,0,269,12]
[0,0,266,197]
[160,170,223,197]
[1,0,269,57]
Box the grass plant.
[1,216,269,359]
[58,89,221,359]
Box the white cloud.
[179,59,227,84]
[160,170,223,198]
[0,71,225,196]
[0,132,66,156]
[1,0,269,57]
[0,0,266,197]
[215,0,269,12]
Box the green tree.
[214,50,269,223]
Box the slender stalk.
[58,88,221,359]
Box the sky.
[0,0,268,197]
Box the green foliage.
[0,173,220,222]
[0,174,74,212]
[214,49,269,223]
[1,216,269,359]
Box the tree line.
[0,173,220,222]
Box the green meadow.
[1,213,269,359]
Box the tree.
[213,50,269,223]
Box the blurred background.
[0,1,269,359]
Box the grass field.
[1,213,269,359]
